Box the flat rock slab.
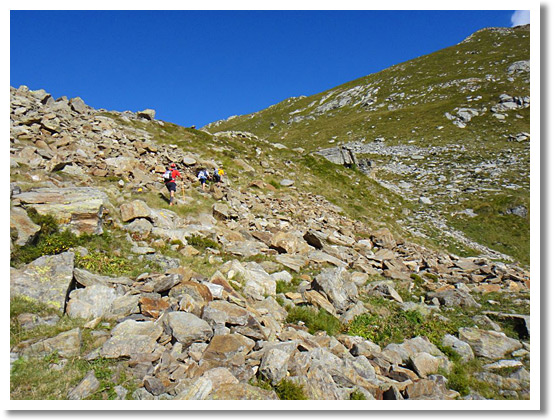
[15,187,110,235]
[10,251,75,312]
[458,327,523,359]
[15,327,82,358]
[100,320,163,358]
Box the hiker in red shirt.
[163,163,181,206]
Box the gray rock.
[144,376,166,396]
[175,377,213,400]
[66,284,120,319]
[16,328,82,358]
[68,370,99,400]
[458,327,523,359]
[206,383,278,400]
[410,352,446,378]
[120,200,152,222]
[10,251,75,312]
[73,268,133,287]
[223,261,276,301]
[202,300,251,327]
[384,336,444,362]
[313,266,358,312]
[259,348,291,385]
[483,359,523,371]
[69,97,88,113]
[138,109,156,120]
[10,207,41,246]
[441,334,474,362]
[166,311,213,345]
[280,179,295,187]
[200,333,255,370]
[428,288,480,308]
[507,60,530,74]
[100,320,163,358]
[15,187,110,235]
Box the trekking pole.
[181,181,185,202]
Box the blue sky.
[10,9,528,128]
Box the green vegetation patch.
[344,308,471,349]
[448,193,530,267]
[286,306,341,336]
[274,379,308,400]
[10,354,136,400]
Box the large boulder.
[441,334,474,362]
[10,251,75,312]
[428,288,481,308]
[270,231,311,254]
[15,187,110,235]
[458,328,523,359]
[259,348,291,385]
[138,109,156,120]
[221,260,276,301]
[67,370,100,400]
[312,266,358,312]
[100,320,163,358]
[120,200,152,222]
[69,97,88,114]
[66,284,121,319]
[165,311,213,345]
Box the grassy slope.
[202,26,531,265]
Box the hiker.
[213,168,224,183]
[197,168,210,191]
[163,163,181,205]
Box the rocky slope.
[10,80,530,401]
[204,25,530,266]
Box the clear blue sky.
[10,10,526,128]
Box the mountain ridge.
[203,24,530,266]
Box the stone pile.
[9,86,530,400]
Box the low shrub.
[187,234,220,250]
[349,390,367,400]
[275,379,308,400]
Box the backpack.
[163,170,173,181]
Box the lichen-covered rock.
[15,187,110,235]
[10,251,75,312]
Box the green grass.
[10,354,137,400]
[250,376,308,400]
[285,306,341,336]
[10,294,135,400]
[10,214,161,277]
[448,193,530,267]
[344,306,472,349]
